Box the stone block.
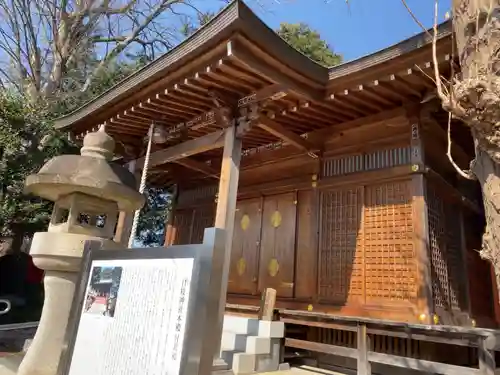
[255,338,281,372]
[245,336,271,355]
[220,349,238,368]
[232,353,256,374]
[278,362,291,371]
[221,331,248,352]
[223,315,259,335]
[257,321,285,338]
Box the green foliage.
[136,187,172,247]
[277,23,342,67]
[0,91,78,240]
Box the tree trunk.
[472,147,500,281]
[451,0,500,307]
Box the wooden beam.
[174,158,220,179]
[258,117,317,152]
[238,84,288,107]
[357,324,371,375]
[135,130,226,169]
[309,107,407,144]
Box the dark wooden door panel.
[259,192,297,297]
[228,198,262,295]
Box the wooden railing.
[280,309,499,375]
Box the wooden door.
[228,198,262,295]
[259,192,297,297]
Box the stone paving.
[212,365,348,375]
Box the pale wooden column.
[163,185,179,246]
[114,160,137,245]
[212,123,242,364]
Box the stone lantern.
[18,127,144,375]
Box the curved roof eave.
[54,0,329,131]
[327,21,452,82]
[55,1,241,130]
[55,2,453,132]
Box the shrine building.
[55,0,498,333]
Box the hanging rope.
[128,123,154,248]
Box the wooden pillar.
[163,185,179,246]
[114,160,137,245]
[357,323,371,375]
[407,105,433,324]
[213,124,242,361]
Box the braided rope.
[128,123,154,248]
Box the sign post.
[58,228,225,375]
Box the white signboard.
[68,257,194,375]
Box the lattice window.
[172,209,193,245]
[190,206,215,244]
[427,183,469,312]
[364,147,411,171]
[319,187,364,302]
[427,185,449,309]
[323,154,364,177]
[177,185,217,206]
[364,180,416,302]
[322,146,411,178]
[444,205,467,310]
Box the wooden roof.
[54,0,454,187]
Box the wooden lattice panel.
[427,183,468,312]
[177,184,217,207]
[322,146,411,178]
[190,205,215,244]
[319,187,364,302]
[172,208,193,245]
[364,180,417,302]
[426,186,448,308]
[444,205,466,310]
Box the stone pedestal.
[18,235,119,375]
[17,272,76,375]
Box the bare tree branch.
[446,111,475,179]
[0,0,227,98]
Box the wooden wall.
[168,108,494,325]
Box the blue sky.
[203,0,452,62]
